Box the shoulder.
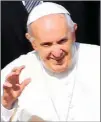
[76,43,100,85]
[76,43,100,63]
[77,44,100,91]
[1,51,40,77]
[78,43,100,55]
[76,42,100,53]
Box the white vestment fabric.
[1,43,100,121]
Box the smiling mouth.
[56,61,63,65]
[55,57,65,65]
[49,54,66,65]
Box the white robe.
[1,42,100,121]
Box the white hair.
[64,13,75,32]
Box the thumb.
[20,78,31,91]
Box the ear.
[31,41,38,51]
[25,33,32,42]
[72,23,77,43]
[74,23,78,31]
[25,33,38,51]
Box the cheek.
[38,48,51,60]
[62,42,72,52]
[62,43,73,59]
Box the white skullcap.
[27,2,70,26]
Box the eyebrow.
[40,35,68,45]
[40,42,52,46]
[57,36,68,43]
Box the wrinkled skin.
[26,14,77,73]
[2,66,31,109]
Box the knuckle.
[12,67,18,71]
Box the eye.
[58,38,68,44]
[40,42,52,47]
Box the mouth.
[56,60,64,65]
[48,53,66,65]
[53,56,65,65]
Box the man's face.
[29,14,76,73]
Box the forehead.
[30,14,69,42]
[31,14,67,29]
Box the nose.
[51,47,63,58]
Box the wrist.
[1,97,14,109]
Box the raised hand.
[1,65,31,109]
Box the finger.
[11,65,25,74]
[3,82,12,89]
[20,78,31,91]
[6,72,18,81]
[16,65,25,75]
[5,66,25,86]
[11,67,19,72]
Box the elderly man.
[1,2,100,122]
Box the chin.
[51,64,68,73]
